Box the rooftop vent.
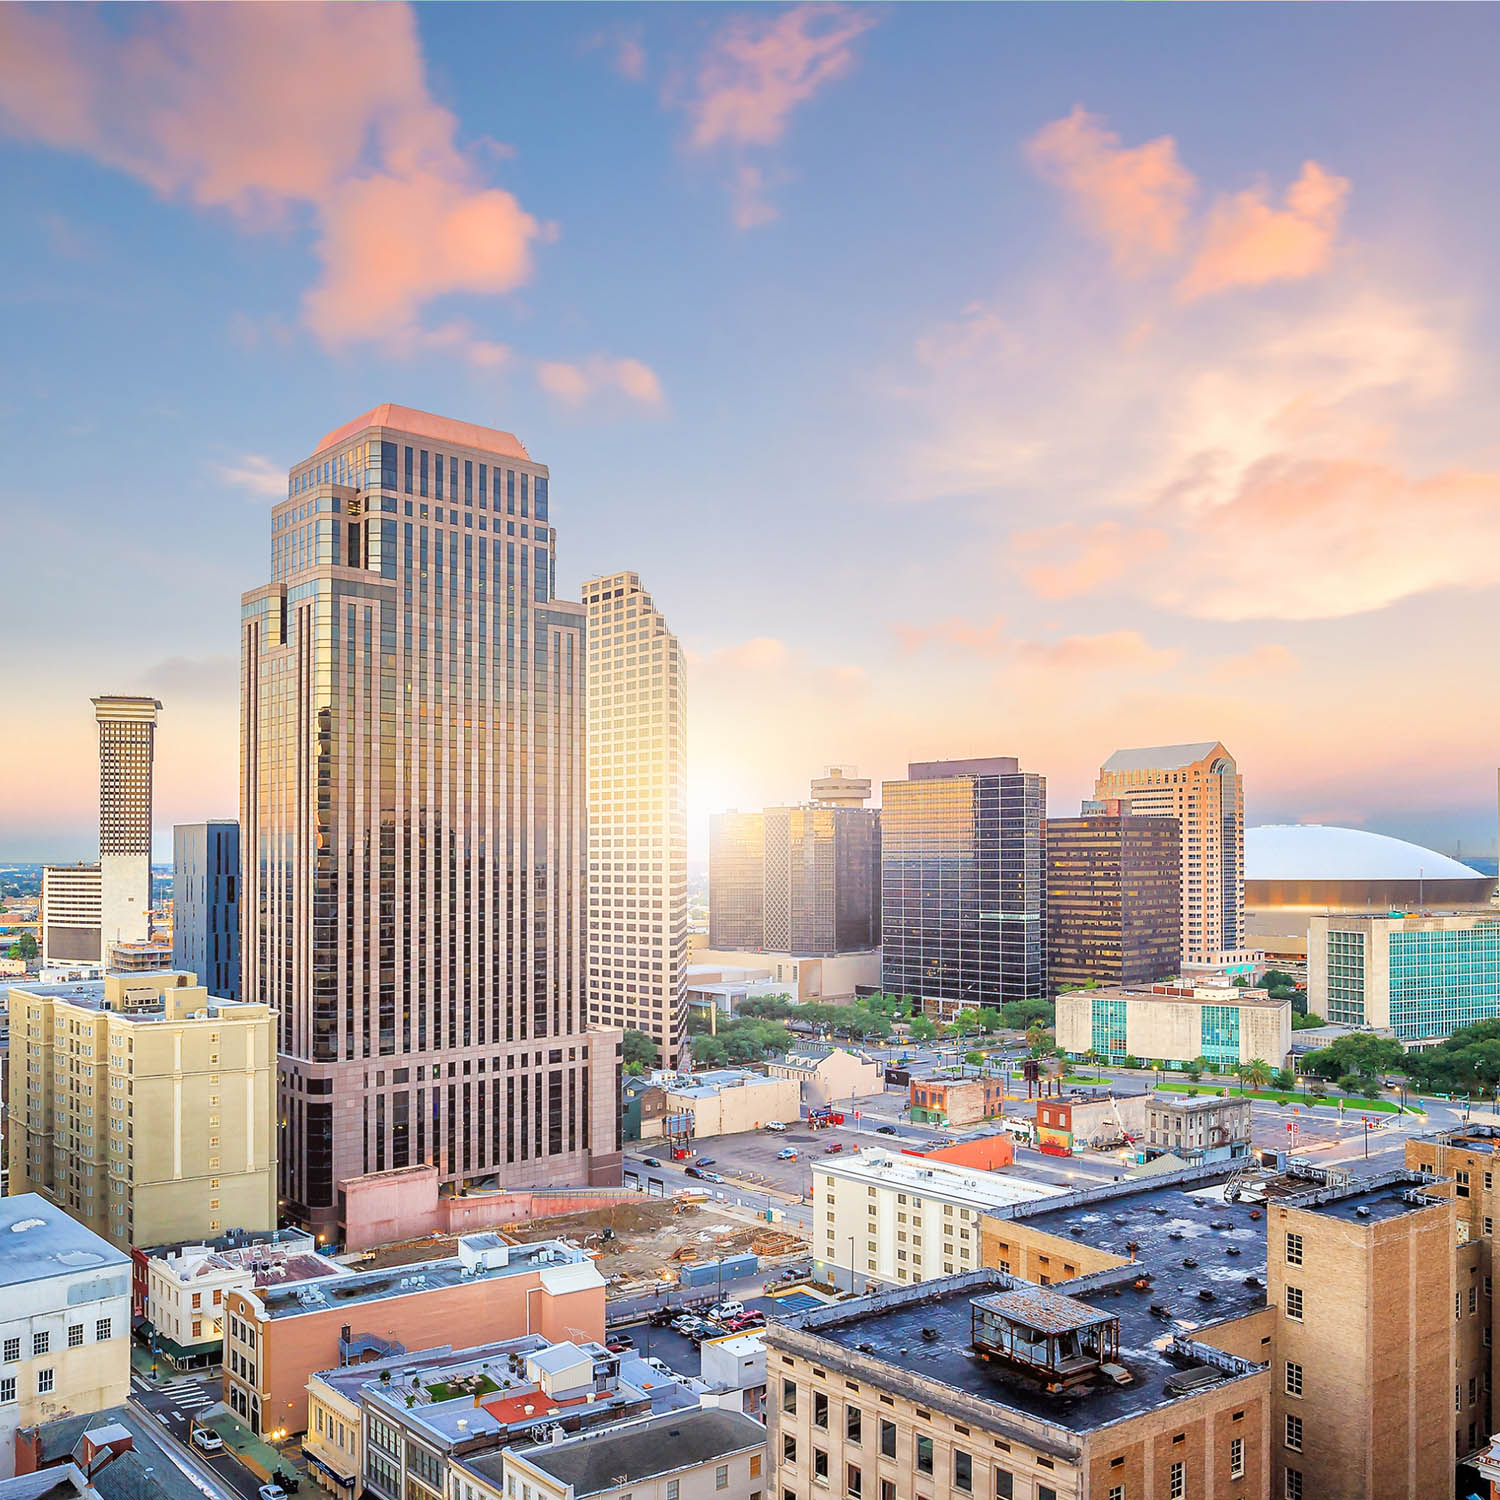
[1355,1206,1372,1218]
[1164,1365,1224,1396]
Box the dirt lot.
[521,1197,804,1288]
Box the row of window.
[0,1321,112,1362]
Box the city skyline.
[6,4,1500,864]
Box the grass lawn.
[1151,1080,1411,1114]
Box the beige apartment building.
[1095,742,1245,968]
[585,571,689,1067]
[7,970,276,1249]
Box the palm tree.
[1240,1058,1273,1093]
[1082,1048,1104,1082]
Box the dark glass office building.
[880,757,1047,1012]
[1046,806,1181,992]
[172,819,241,1000]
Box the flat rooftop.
[9,974,251,1021]
[1413,1126,1500,1158]
[0,1194,131,1287]
[818,1149,1068,1212]
[252,1239,598,1319]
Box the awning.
[302,1448,358,1489]
[140,1324,222,1362]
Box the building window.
[880,1484,895,1500]
[953,1451,972,1493]
[667,1484,679,1500]
[1285,1361,1303,1398]
[68,1325,84,1349]
[1230,1436,1245,1477]
[1284,1414,1302,1452]
[1457,1170,1471,1199]
[814,1393,829,1429]
[846,1407,862,1443]
[814,1450,829,1486]
[2,1339,17,1364]
[783,1380,797,1414]
[1169,1462,1184,1499]
[717,1466,730,1491]
[846,1466,861,1497]
[1285,1232,1303,1266]
[1285,1285,1303,1320]
[96,1319,111,1342]
[0,1378,13,1404]
[32,1333,48,1357]
[37,1369,54,1394]
[916,1436,933,1476]
[1285,1470,1303,1500]
[784,1436,797,1465]
[879,1421,895,1459]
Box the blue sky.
[4,2,1500,862]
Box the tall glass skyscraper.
[584,572,688,1068]
[880,757,1047,1014]
[241,405,622,1233]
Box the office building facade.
[6,971,276,1249]
[1094,741,1244,968]
[1307,911,1500,1042]
[880,757,1046,1011]
[584,572,688,1068]
[240,405,621,1232]
[709,774,880,957]
[172,820,241,1001]
[1046,803,1181,991]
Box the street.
[129,1368,286,1500]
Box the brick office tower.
[241,405,622,1234]
[583,572,689,1069]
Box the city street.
[129,1370,265,1500]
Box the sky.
[3,2,1500,864]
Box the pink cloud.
[686,4,875,150]
[537,355,665,408]
[0,4,540,353]
[893,615,1008,655]
[1178,161,1350,301]
[1014,629,1179,676]
[616,37,648,83]
[1210,643,1300,682]
[1025,106,1196,271]
[1012,521,1169,601]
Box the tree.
[6,933,38,962]
[965,1050,986,1072]
[692,1035,728,1068]
[1302,1034,1406,1084]
[1239,1058,1273,1092]
[1001,997,1054,1031]
[1025,1020,1051,1054]
[976,1007,1002,1035]
[1292,1011,1327,1030]
[622,1029,660,1069]
[1273,1067,1296,1092]
[954,1008,982,1037]
[1261,969,1298,993]
[1122,1054,1141,1071]
[1082,1048,1104,1080]
[909,1014,937,1043]
[1337,1072,1379,1099]
[1183,1061,1203,1082]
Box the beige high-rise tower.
[1094,741,1244,967]
[584,572,688,1068]
[240,405,622,1233]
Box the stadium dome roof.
[1246,824,1478,883]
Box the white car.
[764,1121,787,1132]
[191,1428,224,1454]
[708,1300,745,1321]
[258,1488,288,1500]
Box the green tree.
[1292,1011,1327,1030]
[1082,1048,1104,1080]
[976,1007,1002,1034]
[964,1049,986,1072]
[622,1029,660,1069]
[1001,997,1054,1031]
[1183,1061,1203,1082]
[1302,1034,1406,1083]
[1273,1067,1296,1092]
[7,932,38,962]
[692,1035,728,1068]
[1239,1058,1273,1092]
[954,1008,982,1037]
[909,1014,937,1043]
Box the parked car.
[725,1311,765,1331]
[685,1165,707,1179]
[191,1428,224,1455]
[641,1156,663,1168]
[764,1121,787,1132]
[606,1334,635,1352]
[823,1142,843,1154]
[672,1314,706,1334]
[695,1157,717,1167]
[708,1300,745,1320]
[258,1487,288,1500]
[874,1125,897,1135]
[648,1307,678,1328]
[776,1147,799,1160]
[700,1171,725,1183]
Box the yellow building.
[7,970,277,1250]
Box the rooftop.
[314,404,531,462]
[1100,742,1225,773]
[1069,983,1287,1010]
[8,973,254,1022]
[817,1149,1067,1213]
[0,1194,130,1287]
[489,1408,766,1496]
[1246,823,1482,883]
[21,1407,211,1500]
[250,1238,599,1320]
[1148,1092,1250,1115]
[1413,1125,1500,1158]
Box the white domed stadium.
[1246,824,1496,957]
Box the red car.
[725,1311,766,1332]
[823,1142,843,1154]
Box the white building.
[656,1069,801,1139]
[0,1195,131,1477]
[812,1149,1066,1292]
[699,1332,766,1419]
[585,572,689,1068]
[767,1045,883,1111]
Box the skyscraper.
[584,571,688,1068]
[172,819,241,1000]
[1046,802,1181,991]
[880,757,1046,1015]
[1094,742,1245,967]
[241,404,621,1232]
[40,695,161,966]
[708,772,881,956]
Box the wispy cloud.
[537,355,665,408]
[675,4,876,228]
[215,454,285,500]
